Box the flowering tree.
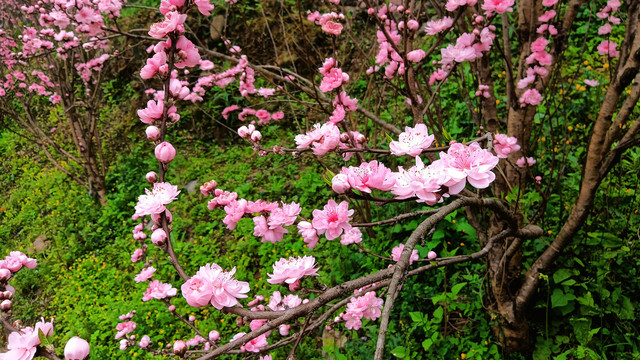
[0,0,141,205]
[3,0,640,358]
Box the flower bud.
[0,299,12,311]
[146,171,157,184]
[279,324,290,336]
[236,317,244,327]
[154,141,176,163]
[0,268,11,281]
[189,315,196,322]
[168,305,176,312]
[146,126,160,141]
[237,126,251,139]
[250,131,262,142]
[3,291,13,299]
[64,336,90,360]
[208,330,220,342]
[119,339,128,351]
[331,174,351,194]
[288,279,302,292]
[173,340,187,356]
[427,251,437,260]
[151,229,167,246]
[407,20,419,30]
[139,335,151,349]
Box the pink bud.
[146,126,160,141]
[146,171,158,184]
[250,131,262,142]
[154,142,176,163]
[0,269,11,281]
[189,315,196,322]
[236,317,244,327]
[407,20,419,30]
[367,8,374,14]
[237,126,251,138]
[0,299,11,311]
[279,324,290,336]
[428,251,437,260]
[168,305,176,312]
[151,229,167,246]
[288,279,302,292]
[64,336,90,360]
[397,5,404,12]
[173,340,187,356]
[331,174,351,194]
[209,330,220,342]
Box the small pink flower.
[253,216,288,243]
[340,227,362,245]
[135,267,156,283]
[519,88,543,106]
[516,157,536,167]
[142,280,177,301]
[481,0,514,14]
[311,200,354,240]
[340,160,397,193]
[322,21,343,35]
[267,256,319,285]
[195,263,250,310]
[425,17,453,35]
[406,49,426,63]
[597,41,620,57]
[297,221,319,249]
[193,0,214,15]
[115,321,137,339]
[493,134,521,158]
[584,79,600,87]
[149,11,187,39]
[390,124,435,157]
[391,244,419,265]
[139,335,152,349]
[319,68,349,93]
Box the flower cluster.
[341,292,384,330]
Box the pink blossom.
[406,49,426,63]
[439,142,500,191]
[319,68,349,92]
[195,263,250,310]
[134,182,180,218]
[531,37,549,52]
[597,41,620,57]
[131,249,144,263]
[223,199,248,230]
[445,0,478,12]
[425,17,453,35]
[253,216,288,243]
[428,251,438,260]
[539,10,556,22]
[194,0,215,15]
[222,105,239,119]
[429,69,448,85]
[267,256,319,284]
[482,0,514,14]
[519,88,543,106]
[64,336,90,360]
[312,200,354,240]
[153,141,175,163]
[282,294,303,308]
[598,24,612,35]
[246,199,278,213]
[181,273,214,308]
[140,52,167,79]
[542,0,558,5]
[493,134,521,158]
[268,202,302,227]
[390,124,435,157]
[251,130,262,143]
[342,291,384,330]
[1,328,39,360]
[339,161,397,193]
[297,221,319,249]
[237,333,268,353]
[340,227,363,245]
[392,244,419,265]
[135,267,156,283]
[331,174,351,194]
[391,157,448,204]
[175,36,201,68]
[149,11,186,39]
[584,79,600,87]
[115,321,136,339]
[516,157,537,167]
[142,280,177,301]
[322,21,343,35]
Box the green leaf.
[553,269,573,285]
[409,312,424,323]
[451,282,467,296]
[391,346,409,358]
[551,288,576,308]
[570,317,592,345]
[433,306,444,323]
